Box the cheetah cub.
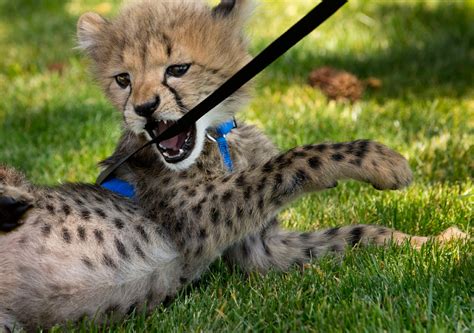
[0,0,467,331]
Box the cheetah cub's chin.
[144,114,211,171]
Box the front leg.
[171,140,412,269]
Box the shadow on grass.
[256,2,474,101]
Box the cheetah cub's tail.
[313,224,470,251]
[226,224,469,274]
[0,165,34,232]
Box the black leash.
[97,0,347,185]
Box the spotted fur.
[0,1,468,331]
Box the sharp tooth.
[179,149,184,155]
[159,144,166,150]
[163,151,170,157]
[163,120,167,125]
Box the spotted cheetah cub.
[0,0,467,331]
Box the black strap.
[97,0,347,185]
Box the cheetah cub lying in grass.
[0,0,467,331]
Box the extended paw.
[0,185,34,232]
[369,144,412,191]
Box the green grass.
[1,0,473,332]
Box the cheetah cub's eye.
[115,73,131,89]
[166,64,191,78]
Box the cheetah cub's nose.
[134,95,160,117]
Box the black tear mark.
[162,80,186,110]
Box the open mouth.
[145,120,196,163]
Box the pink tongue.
[161,135,181,150]
[158,121,187,151]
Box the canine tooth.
[179,149,184,155]
[159,144,166,149]
[163,120,167,125]
[163,151,170,157]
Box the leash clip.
[206,118,237,143]
[206,132,218,143]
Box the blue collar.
[101,119,236,199]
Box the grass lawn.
[0,0,473,331]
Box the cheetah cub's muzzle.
[146,120,197,163]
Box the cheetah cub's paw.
[0,185,34,232]
[369,143,413,191]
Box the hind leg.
[0,165,34,232]
[224,221,469,274]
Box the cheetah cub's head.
[77,0,253,170]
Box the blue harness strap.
[214,119,236,172]
[101,178,136,199]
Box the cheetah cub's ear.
[76,12,107,57]
[212,0,254,24]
